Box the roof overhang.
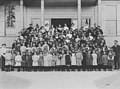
[0,0,98,7]
[25,0,98,7]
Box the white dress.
[5,53,12,65]
[44,54,49,66]
[32,55,39,66]
[92,53,97,65]
[47,54,52,66]
[71,53,77,65]
[15,55,22,66]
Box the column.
[97,0,101,26]
[41,0,45,26]
[78,0,81,29]
[23,6,27,28]
[20,0,24,28]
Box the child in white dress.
[92,50,97,65]
[43,51,50,66]
[71,52,76,65]
[15,52,22,66]
[47,52,52,66]
[32,52,39,66]
[5,50,12,66]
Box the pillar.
[41,0,45,26]
[78,0,81,29]
[20,0,24,28]
[23,6,27,28]
[98,0,101,26]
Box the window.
[82,18,91,27]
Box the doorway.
[51,18,71,28]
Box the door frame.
[51,18,72,28]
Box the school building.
[0,0,120,47]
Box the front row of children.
[4,48,115,69]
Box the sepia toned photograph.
[0,0,120,89]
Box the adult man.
[0,44,7,71]
[112,40,120,69]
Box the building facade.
[0,0,120,47]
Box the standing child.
[51,53,57,66]
[11,50,15,66]
[32,52,39,66]
[26,51,32,71]
[15,52,22,66]
[71,51,76,65]
[21,52,27,71]
[65,51,71,66]
[5,50,12,71]
[21,52,27,67]
[108,50,115,69]
[61,51,66,66]
[75,50,83,66]
[102,51,108,65]
[38,51,44,66]
[97,48,103,66]
[56,53,62,66]
[92,50,97,65]
[43,51,49,66]
[86,50,93,66]
[47,52,52,66]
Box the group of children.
[0,23,116,70]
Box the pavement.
[0,71,119,89]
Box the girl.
[92,50,97,65]
[75,50,83,66]
[61,51,66,66]
[97,48,103,66]
[108,50,114,69]
[21,52,27,67]
[26,51,32,71]
[86,50,93,66]
[47,52,52,66]
[5,50,12,66]
[5,50,12,71]
[51,53,57,66]
[65,51,71,66]
[32,44,37,53]
[15,52,22,66]
[20,43,26,54]
[56,53,62,66]
[38,51,44,66]
[43,51,49,66]
[32,52,39,66]
[102,51,108,65]
[37,44,43,54]
[71,50,76,65]
[11,50,15,66]
[26,44,32,52]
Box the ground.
[0,71,120,89]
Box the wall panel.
[117,5,120,36]
[0,6,5,36]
